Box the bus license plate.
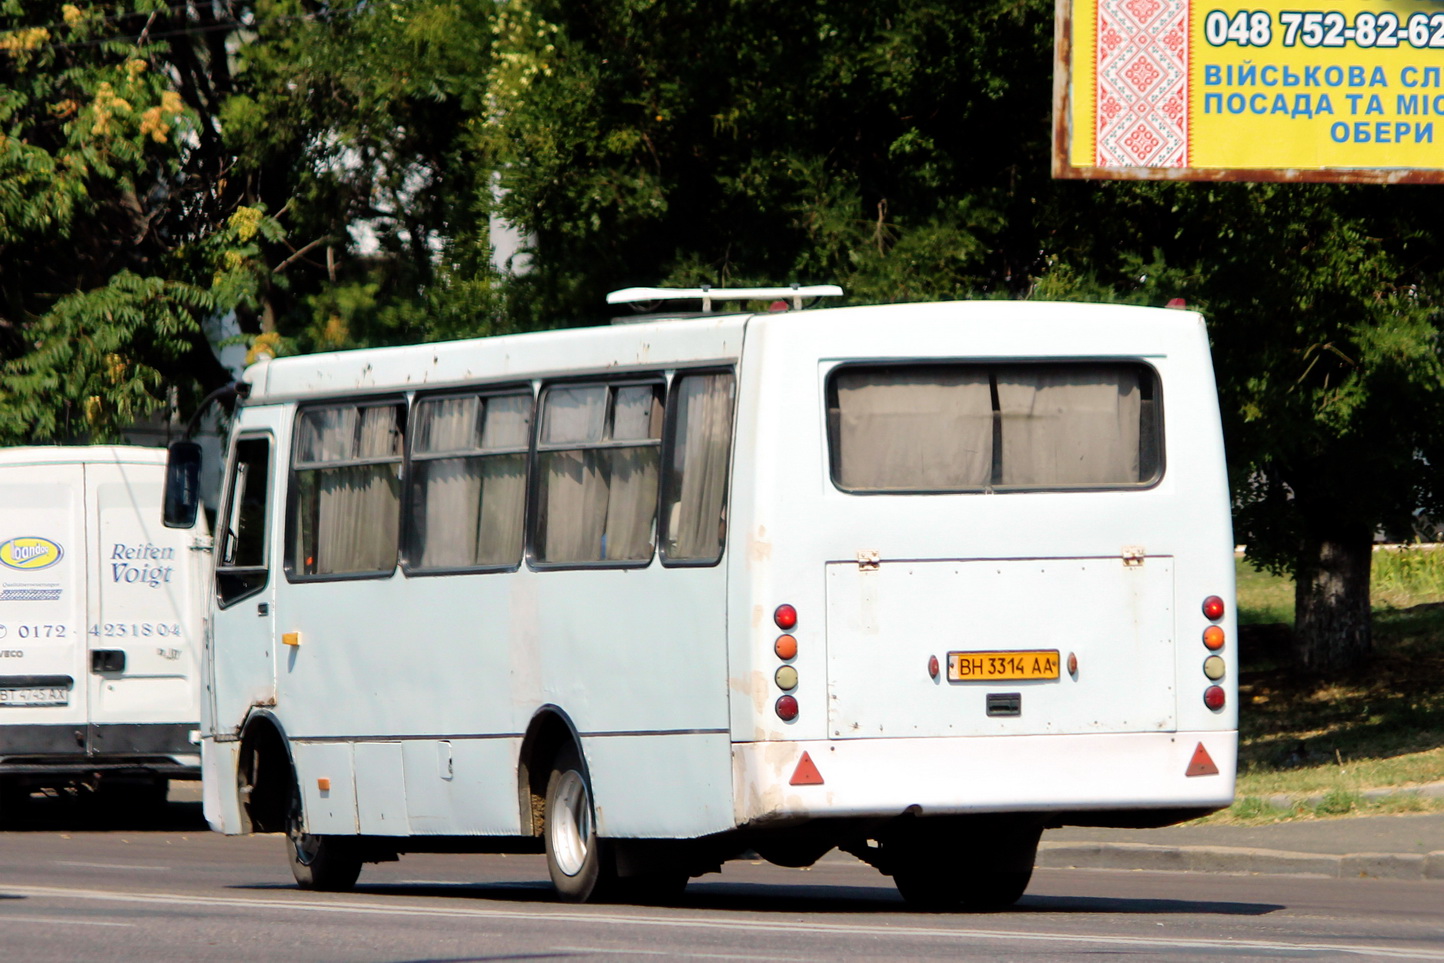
[947,650,1060,682]
[0,687,70,707]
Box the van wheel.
[286,782,362,892]
[0,778,29,826]
[544,745,613,902]
[889,818,1040,911]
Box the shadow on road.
[0,795,208,833]
[235,876,1282,919]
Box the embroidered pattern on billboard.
[1096,0,1189,167]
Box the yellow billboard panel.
[1054,0,1444,181]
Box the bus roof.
[240,300,1205,404]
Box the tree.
[0,0,271,440]
[482,0,1444,672]
[0,0,502,444]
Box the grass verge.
[1206,546,1444,825]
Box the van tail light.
[1202,596,1225,621]
[774,604,798,630]
[1203,686,1226,710]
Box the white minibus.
[171,290,1236,907]
[0,446,208,817]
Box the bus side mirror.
[163,441,203,529]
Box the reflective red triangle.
[790,751,824,786]
[1186,742,1219,777]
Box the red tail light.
[1203,685,1226,710]
[774,604,798,630]
[1202,596,1225,621]
[775,695,799,721]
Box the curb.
[1037,841,1444,881]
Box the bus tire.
[286,782,362,892]
[890,819,1040,912]
[544,745,613,902]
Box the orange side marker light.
[1185,743,1220,777]
[790,751,824,786]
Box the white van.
[0,446,208,815]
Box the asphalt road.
[2,797,1443,962]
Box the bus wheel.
[544,745,613,902]
[889,819,1040,912]
[286,782,362,892]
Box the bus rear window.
[827,362,1161,493]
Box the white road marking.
[3,883,1442,960]
[54,861,170,871]
[4,915,135,928]
[554,948,792,961]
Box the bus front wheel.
[286,782,362,892]
[544,746,613,902]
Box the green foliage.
[0,0,278,441]
[222,0,502,348]
[480,0,1053,327]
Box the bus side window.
[534,381,663,565]
[217,436,271,607]
[288,401,405,578]
[406,390,532,572]
[661,371,735,565]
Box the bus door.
[85,460,205,757]
[0,462,87,754]
[208,431,280,737]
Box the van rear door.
[0,462,88,756]
[85,459,203,758]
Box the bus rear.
[725,300,1236,908]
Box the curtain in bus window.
[538,385,659,563]
[834,369,993,490]
[412,396,484,569]
[666,373,734,561]
[411,394,530,569]
[476,395,531,563]
[603,387,661,560]
[602,447,659,560]
[297,404,401,575]
[539,449,609,560]
[995,366,1142,486]
[544,386,606,444]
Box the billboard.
[1054,0,1444,182]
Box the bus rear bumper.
[732,730,1237,828]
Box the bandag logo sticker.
[0,537,64,571]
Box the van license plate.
[0,687,70,707]
[948,650,1060,682]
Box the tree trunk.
[1293,531,1373,672]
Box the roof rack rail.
[606,284,844,313]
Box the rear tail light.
[1202,596,1225,621]
[1203,625,1225,650]
[774,604,798,630]
[775,695,799,721]
[1203,685,1226,710]
[774,634,798,660]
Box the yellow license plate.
[947,650,1060,682]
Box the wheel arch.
[236,709,295,834]
[517,705,585,837]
